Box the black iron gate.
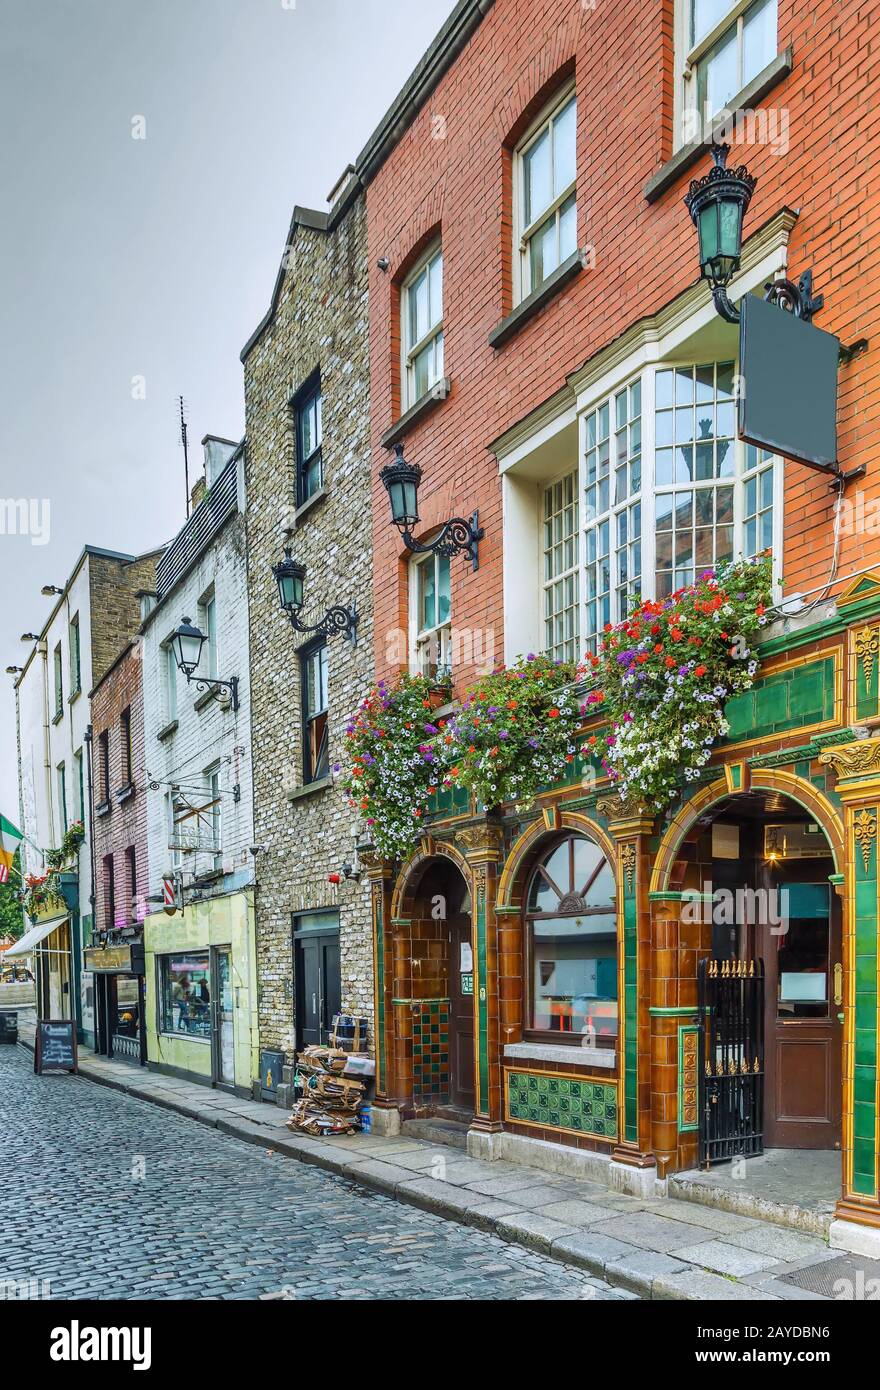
[698,957,764,1166]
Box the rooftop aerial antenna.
[178,395,190,518]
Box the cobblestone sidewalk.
[51,1044,872,1301]
[0,1045,627,1301]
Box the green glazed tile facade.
[723,655,836,745]
[852,810,878,1199]
[506,1069,618,1139]
[411,1000,450,1106]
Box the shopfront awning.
[4,915,68,958]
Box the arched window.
[525,834,617,1045]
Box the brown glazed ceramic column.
[597,794,657,1173]
[361,852,399,1113]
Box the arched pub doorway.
[663,784,843,1153]
[391,852,474,1120]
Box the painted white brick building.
[14,544,162,1040]
[140,438,258,1093]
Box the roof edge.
[354,0,495,187]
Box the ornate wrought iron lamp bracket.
[285,603,358,646]
[183,672,240,711]
[400,513,483,571]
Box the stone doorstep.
[69,1053,844,1301]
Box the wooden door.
[448,913,475,1113]
[764,878,842,1149]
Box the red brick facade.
[90,640,148,935]
[367,0,879,691]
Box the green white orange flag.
[0,814,23,884]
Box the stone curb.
[69,1053,777,1302]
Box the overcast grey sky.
[0,0,456,821]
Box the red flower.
[547,708,560,719]
[695,664,707,677]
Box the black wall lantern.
[171,616,239,710]
[380,442,484,571]
[685,142,824,325]
[272,548,358,644]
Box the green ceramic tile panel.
[852,810,878,1198]
[476,888,489,1115]
[855,1028,877,1070]
[411,999,450,1106]
[506,1070,618,1139]
[723,656,836,745]
[623,882,638,1144]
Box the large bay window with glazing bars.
[541,359,780,660]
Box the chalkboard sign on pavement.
[34,1019,78,1075]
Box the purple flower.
[499,730,509,740]
[526,652,536,661]
[423,722,438,734]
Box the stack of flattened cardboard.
[287,1045,366,1136]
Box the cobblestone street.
[0,1047,631,1301]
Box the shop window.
[514,86,577,301]
[525,834,618,1044]
[401,242,444,409]
[158,952,211,1039]
[411,549,451,680]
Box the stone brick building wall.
[242,181,374,1056]
[90,638,149,934]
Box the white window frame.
[401,241,444,411]
[513,83,577,304]
[675,0,778,148]
[541,468,580,664]
[200,590,218,680]
[163,640,178,722]
[578,358,782,653]
[409,548,452,681]
[206,765,222,872]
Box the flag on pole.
[0,814,24,884]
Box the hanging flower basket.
[439,654,581,812]
[580,555,772,811]
[339,673,449,859]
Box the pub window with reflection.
[526,834,618,1044]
